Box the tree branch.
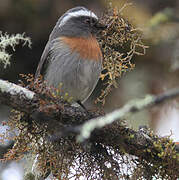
[0,79,178,174]
[0,79,35,113]
[77,88,179,142]
[0,79,100,124]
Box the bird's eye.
[84,18,91,24]
[83,17,98,27]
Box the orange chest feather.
[61,36,102,61]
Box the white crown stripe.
[59,10,98,27]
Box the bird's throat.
[61,35,102,61]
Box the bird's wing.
[35,37,67,79]
[35,41,51,79]
[35,13,69,79]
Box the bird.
[35,6,106,107]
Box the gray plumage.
[44,38,102,103]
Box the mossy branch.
[0,79,178,178]
[0,79,100,122]
[77,88,179,142]
[0,79,179,147]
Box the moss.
[24,173,35,180]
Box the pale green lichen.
[77,95,155,142]
[0,31,31,68]
[0,79,34,99]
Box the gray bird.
[35,6,106,106]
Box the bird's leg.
[76,100,88,112]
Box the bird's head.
[50,6,106,39]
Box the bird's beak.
[94,21,107,30]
